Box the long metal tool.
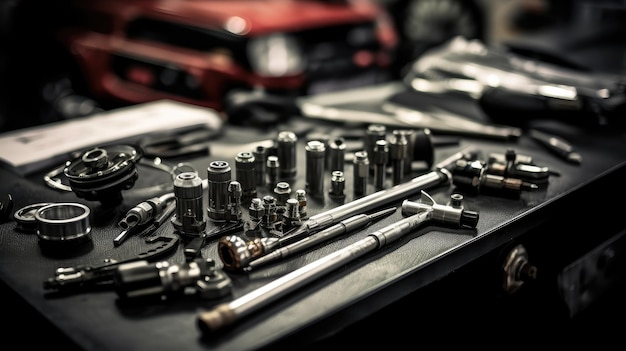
[196,190,478,334]
[297,81,522,141]
[246,207,397,270]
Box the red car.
[58,0,398,112]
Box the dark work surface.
[0,114,625,350]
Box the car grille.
[125,17,382,78]
[113,16,386,101]
[126,18,251,69]
[111,53,207,100]
[297,21,383,78]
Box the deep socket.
[266,156,280,189]
[305,140,326,197]
[364,124,386,171]
[252,145,269,186]
[172,172,206,237]
[276,131,298,180]
[235,151,257,203]
[207,160,232,222]
[328,137,346,173]
[227,181,243,222]
[372,139,388,190]
[389,132,408,185]
[353,151,369,197]
[393,129,413,175]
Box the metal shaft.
[248,207,397,270]
[196,210,431,334]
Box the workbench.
[1,109,625,350]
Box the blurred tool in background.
[2,0,625,132]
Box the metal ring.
[14,202,54,233]
[34,203,92,243]
[44,157,197,195]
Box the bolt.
[266,156,280,189]
[295,189,307,219]
[273,181,292,206]
[329,170,345,199]
[248,198,265,222]
[449,193,463,208]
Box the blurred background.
[0,1,625,346]
[0,0,624,132]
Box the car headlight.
[247,33,306,77]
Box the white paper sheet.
[0,99,223,175]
